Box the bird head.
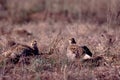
[69,38,76,44]
[31,40,37,48]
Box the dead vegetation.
[0,0,120,80]
[0,21,119,80]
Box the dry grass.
[0,21,119,80]
[0,0,120,80]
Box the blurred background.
[0,0,120,25]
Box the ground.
[0,21,120,80]
[0,0,120,80]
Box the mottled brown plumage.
[0,40,39,63]
[67,38,92,61]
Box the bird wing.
[0,44,34,63]
[2,50,13,58]
[14,45,33,56]
[69,44,84,58]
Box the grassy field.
[0,0,120,80]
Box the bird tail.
[81,46,93,57]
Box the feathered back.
[0,40,39,63]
